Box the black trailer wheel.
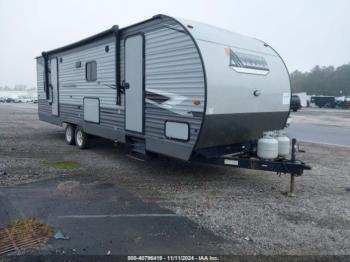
[75,127,89,149]
[292,108,297,112]
[65,124,76,145]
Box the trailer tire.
[75,127,89,149]
[65,124,76,145]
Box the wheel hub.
[66,128,72,141]
[76,131,83,146]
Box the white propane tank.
[277,130,290,158]
[257,132,278,160]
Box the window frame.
[85,61,97,82]
[229,49,269,72]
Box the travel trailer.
[36,15,310,192]
[294,92,307,107]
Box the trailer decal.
[145,88,189,116]
[282,92,291,105]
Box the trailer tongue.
[193,138,311,196]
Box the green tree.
[290,63,350,96]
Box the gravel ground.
[291,108,350,127]
[0,103,350,255]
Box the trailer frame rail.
[215,155,310,176]
[194,139,311,195]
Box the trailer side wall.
[37,17,205,160]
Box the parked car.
[5,98,15,103]
[311,96,336,108]
[335,96,350,109]
[290,95,302,112]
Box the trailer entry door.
[51,58,59,116]
[124,34,144,133]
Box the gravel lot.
[291,108,350,127]
[0,103,350,255]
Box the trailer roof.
[36,15,165,59]
[174,17,276,56]
[36,14,275,59]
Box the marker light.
[193,100,201,105]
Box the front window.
[227,48,269,75]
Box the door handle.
[121,80,130,90]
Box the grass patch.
[43,161,80,170]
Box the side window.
[86,61,97,82]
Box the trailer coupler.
[195,139,311,195]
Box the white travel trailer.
[37,15,310,191]
[294,92,308,107]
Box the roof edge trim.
[40,25,119,57]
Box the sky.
[0,0,349,88]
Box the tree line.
[290,63,350,96]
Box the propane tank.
[277,130,290,158]
[257,131,278,160]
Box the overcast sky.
[0,0,349,87]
